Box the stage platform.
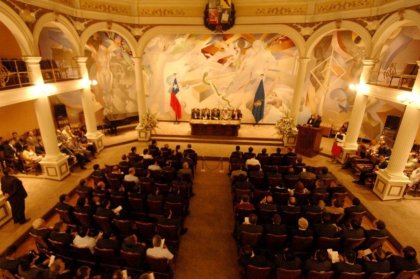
[103,121,335,159]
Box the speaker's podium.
[295,125,323,157]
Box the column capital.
[362,59,376,66]
[74,56,89,64]
[417,60,420,67]
[22,56,41,64]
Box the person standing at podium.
[306,114,322,128]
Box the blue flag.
[252,79,265,123]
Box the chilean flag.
[170,78,182,119]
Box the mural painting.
[85,31,137,119]
[142,33,298,123]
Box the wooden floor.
[1,128,419,267]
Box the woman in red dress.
[331,127,346,163]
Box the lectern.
[295,125,323,157]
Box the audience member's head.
[315,249,328,262]
[121,154,127,160]
[77,226,88,238]
[93,164,100,171]
[344,250,357,264]
[249,214,258,225]
[75,265,91,279]
[375,220,386,230]
[152,234,163,248]
[59,194,67,203]
[402,246,417,261]
[350,217,362,229]
[352,197,361,206]
[272,214,281,225]
[298,217,309,231]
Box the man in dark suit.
[362,248,391,276]
[339,217,365,240]
[307,114,322,128]
[304,249,332,274]
[237,214,263,240]
[56,194,74,213]
[95,199,116,219]
[49,222,72,245]
[239,245,273,269]
[1,168,29,224]
[230,145,243,159]
[275,249,302,270]
[390,246,419,273]
[314,213,339,238]
[332,250,363,275]
[365,220,387,238]
[264,214,287,235]
[96,231,120,251]
[342,198,365,224]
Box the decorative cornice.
[315,0,374,14]
[238,4,307,16]
[80,0,131,16]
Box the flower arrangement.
[139,110,158,132]
[275,115,298,136]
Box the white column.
[340,59,376,162]
[373,60,420,200]
[291,57,310,125]
[23,56,70,180]
[74,57,104,152]
[133,56,148,141]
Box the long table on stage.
[190,119,241,136]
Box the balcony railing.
[40,59,81,83]
[369,62,418,91]
[0,58,82,91]
[0,58,32,90]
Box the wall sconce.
[31,83,56,97]
[81,79,98,88]
[349,83,369,94]
[397,92,420,106]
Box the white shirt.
[73,235,97,253]
[143,154,153,159]
[148,164,162,171]
[124,174,139,183]
[146,246,174,260]
[245,157,261,168]
[335,132,346,147]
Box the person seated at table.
[232,108,242,120]
[191,108,201,119]
[201,108,210,120]
[211,108,220,120]
[353,155,388,185]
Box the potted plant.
[137,110,158,141]
[275,115,298,146]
